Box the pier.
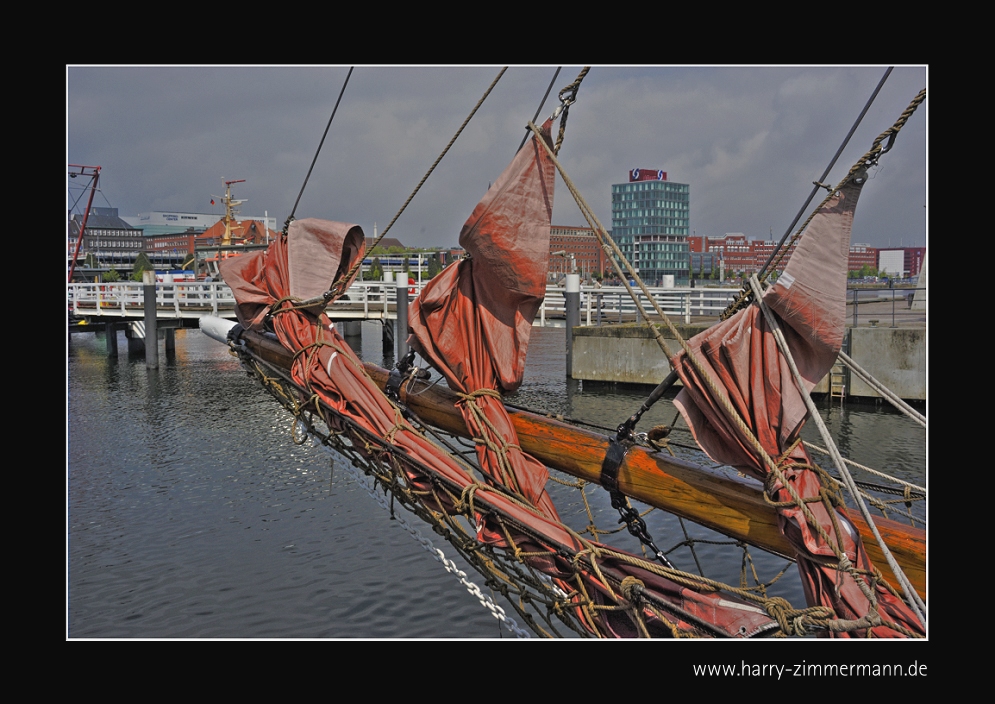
[68,279,925,401]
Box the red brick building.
[847,243,877,273]
[549,226,606,279]
[688,233,796,275]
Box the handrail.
[67,281,837,326]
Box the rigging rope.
[747,275,926,625]
[838,351,926,426]
[329,67,508,298]
[518,67,561,153]
[528,88,928,634]
[553,67,589,156]
[314,439,532,638]
[722,73,925,319]
[234,335,921,637]
[285,67,354,231]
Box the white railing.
[538,285,739,325]
[68,282,237,318]
[69,281,737,325]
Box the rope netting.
[228,340,922,638]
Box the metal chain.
[316,440,532,638]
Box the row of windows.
[612,183,689,194]
[613,206,688,218]
[613,195,689,206]
[615,229,689,237]
[86,239,143,249]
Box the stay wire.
[330,67,508,296]
[285,66,354,231]
[724,67,894,319]
[518,67,561,153]
[760,66,892,278]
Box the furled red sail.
[217,157,778,636]
[408,119,558,519]
[671,179,924,637]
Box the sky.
[66,65,927,251]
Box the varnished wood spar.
[238,329,925,600]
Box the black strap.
[384,369,405,404]
[600,433,675,569]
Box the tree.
[103,268,120,283]
[427,253,442,279]
[366,257,383,282]
[132,252,154,282]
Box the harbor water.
[67,322,926,638]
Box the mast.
[220,178,246,247]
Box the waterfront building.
[899,247,926,277]
[127,211,278,237]
[69,207,145,270]
[548,226,606,280]
[611,169,690,286]
[688,233,796,279]
[848,243,877,273]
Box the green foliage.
[103,268,120,283]
[131,252,154,282]
[427,254,443,279]
[365,257,384,282]
[858,264,879,278]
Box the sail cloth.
[408,119,558,518]
[671,180,924,637]
[220,219,779,637]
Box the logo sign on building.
[630,169,667,182]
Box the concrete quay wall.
[571,324,925,402]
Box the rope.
[758,68,893,282]
[839,351,926,427]
[518,67,561,153]
[527,120,677,363]
[803,441,926,494]
[530,92,929,633]
[240,339,920,637]
[456,388,527,498]
[330,67,508,298]
[553,67,590,156]
[285,67,354,232]
[315,439,532,638]
[748,276,926,626]
[723,85,926,319]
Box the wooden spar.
[238,327,925,600]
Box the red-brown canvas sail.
[221,220,780,636]
[671,180,924,637]
[408,119,558,519]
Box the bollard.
[143,271,158,369]
[383,271,395,352]
[565,274,580,378]
[396,280,409,361]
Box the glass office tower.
[611,169,690,286]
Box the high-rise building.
[611,169,690,285]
